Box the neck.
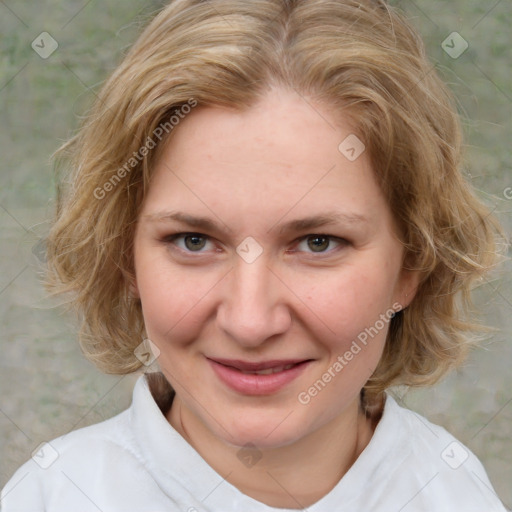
[167,395,377,509]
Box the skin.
[132,86,420,508]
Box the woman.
[2,0,507,510]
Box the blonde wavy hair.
[46,0,506,404]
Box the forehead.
[163,88,351,174]
[142,88,390,232]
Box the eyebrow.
[273,212,369,234]
[142,210,369,235]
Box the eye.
[295,234,348,254]
[161,232,348,256]
[163,232,215,253]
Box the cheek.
[135,256,212,345]
[295,265,396,397]
[297,264,396,342]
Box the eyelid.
[162,232,217,255]
[291,234,348,255]
[162,232,348,256]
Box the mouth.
[207,357,314,395]
[208,358,312,374]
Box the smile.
[238,363,297,375]
[207,358,313,395]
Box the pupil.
[185,235,206,251]
[308,236,329,252]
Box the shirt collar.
[130,374,407,511]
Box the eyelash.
[160,232,349,257]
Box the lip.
[207,357,313,395]
[209,358,310,372]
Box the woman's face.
[133,87,418,448]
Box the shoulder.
[1,409,137,507]
[373,394,507,511]
[0,377,171,511]
[32,405,138,468]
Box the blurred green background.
[1,0,511,508]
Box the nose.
[216,255,292,348]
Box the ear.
[395,266,422,310]
[123,269,140,299]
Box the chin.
[216,411,309,450]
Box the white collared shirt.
[1,375,508,511]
